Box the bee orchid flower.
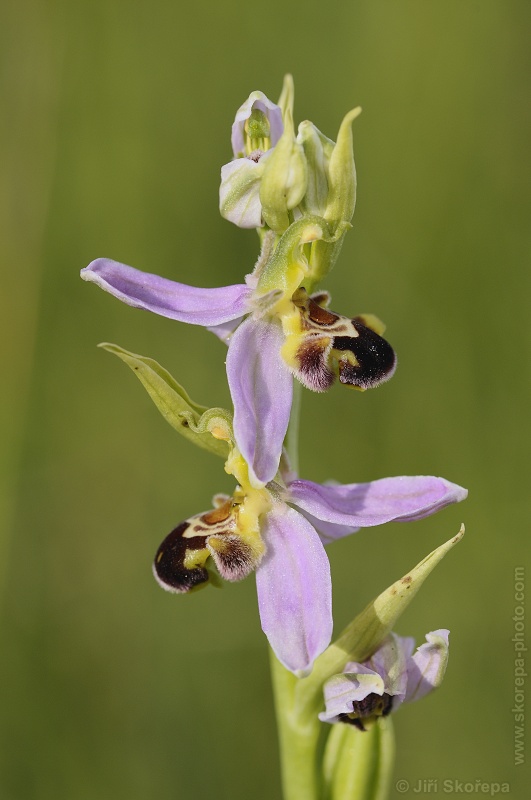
[81,223,396,489]
[319,629,450,728]
[152,462,465,676]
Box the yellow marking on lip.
[280,334,301,371]
[336,351,360,368]
[183,548,209,570]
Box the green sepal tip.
[277,73,295,122]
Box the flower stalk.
[269,650,322,800]
[322,717,395,800]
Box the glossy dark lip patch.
[333,319,397,389]
[153,520,211,593]
[289,288,397,392]
[338,692,394,731]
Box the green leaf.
[99,343,231,459]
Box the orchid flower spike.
[81,217,396,488]
[319,630,450,729]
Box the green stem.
[269,650,322,800]
[285,379,302,476]
[271,376,321,798]
[322,719,395,800]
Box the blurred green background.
[1,0,530,797]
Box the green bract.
[256,215,332,296]
[99,343,231,459]
[294,526,465,714]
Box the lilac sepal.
[297,509,359,545]
[227,316,292,487]
[286,475,468,533]
[231,91,284,156]
[256,503,333,675]
[81,259,252,326]
[404,629,450,703]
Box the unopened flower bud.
[297,120,335,217]
[325,108,361,225]
[302,108,361,285]
[259,109,308,233]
